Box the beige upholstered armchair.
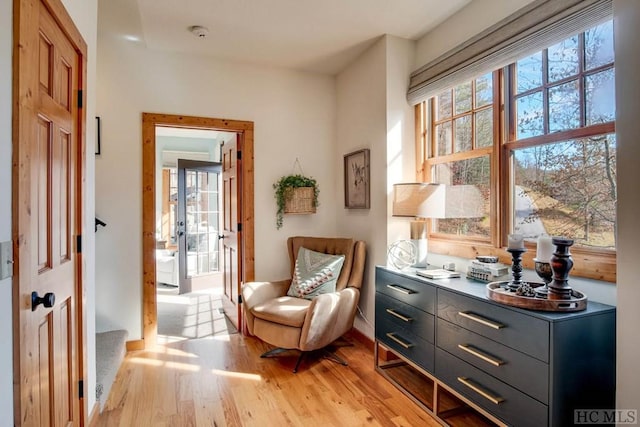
[242,236,366,372]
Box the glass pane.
[586,68,615,125]
[455,81,472,114]
[549,80,580,132]
[475,108,493,148]
[512,134,616,249]
[585,20,614,70]
[185,169,220,277]
[475,73,493,107]
[432,156,490,239]
[516,52,542,93]
[454,116,472,153]
[516,91,544,139]
[436,122,452,156]
[436,90,452,120]
[548,35,579,82]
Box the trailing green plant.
[273,174,319,229]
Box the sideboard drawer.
[376,269,436,314]
[437,318,548,404]
[436,348,548,427]
[376,292,435,343]
[377,316,435,373]
[438,289,549,362]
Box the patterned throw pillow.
[286,247,345,299]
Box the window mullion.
[493,69,504,248]
[542,48,550,135]
[579,32,586,127]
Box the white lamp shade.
[443,184,484,218]
[392,183,445,218]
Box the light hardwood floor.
[95,333,442,427]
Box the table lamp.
[392,183,445,268]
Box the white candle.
[507,234,524,249]
[536,234,553,262]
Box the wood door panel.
[55,129,71,262]
[39,34,53,95]
[221,137,241,330]
[38,314,53,427]
[56,298,73,427]
[56,59,72,110]
[37,116,52,272]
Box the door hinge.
[77,90,83,108]
[76,235,82,254]
[78,379,84,399]
[237,150,241,160]
[237,223,242,232]
[237,295,243,304]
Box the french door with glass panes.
[176,159,222,294]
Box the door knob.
[218,234,227,240]
[31,291,55,311]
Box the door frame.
[12,0,88,423]
[141,113,254,348]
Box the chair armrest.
[299,287,360,351]
[241,279,291,310]
[241,279,290,335]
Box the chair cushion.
[251,296,311,328]
[286,247,345,299]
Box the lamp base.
[410,220,428,268]
[411,238,428,268]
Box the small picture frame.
[344,148,370,209]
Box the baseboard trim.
[345,327,374,352]
[88,402,100,427]
[125,339,145,351]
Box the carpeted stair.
[95,329,128,412]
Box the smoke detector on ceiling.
[188,25,209,38]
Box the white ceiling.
[100,0,472,75]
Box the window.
[417,20,616,281]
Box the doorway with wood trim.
[141,113,254,349]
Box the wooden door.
[176,159,222,294]
[13,0,86,425]
[221,136,242,331]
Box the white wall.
[335,37,387,337]
[335,35,416,338]
[414,0,535,70]
[95,28,337,338]
[0,0,14,423]
[613,0,640,412]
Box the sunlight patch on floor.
[211,368,262,381]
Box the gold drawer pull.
[386,333,414,349]
[386,308,413,322]
[458,311,505,330]
[457,377,505,405]
[386,284,415,295]
[458,344,505,367]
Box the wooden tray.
[486,281,587,312]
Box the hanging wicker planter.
[273,174,319,229]
[284,186,316,214]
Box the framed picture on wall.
[344,148,370,209]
